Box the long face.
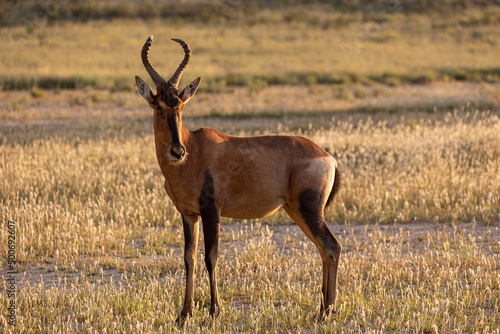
[135,36,201,165]
[153,88,186,163]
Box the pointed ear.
[179,77,201,104]
[135,76,155,107]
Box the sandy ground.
[2,221,498,291]
[2,82,500,124]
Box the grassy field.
[0,93,499,331]
[2,6,500,91]
[1,3,500,333]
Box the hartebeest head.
[135,36,201,163]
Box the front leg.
[176,215,199,325]
[201,205,221,319]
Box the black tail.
[325,166,340,210]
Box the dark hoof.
[175,309,192,326]
[210,306,221,319]
[201,316,214,327]
[175,315,187,327]
[201,306,220,327]
[318,308,336,322]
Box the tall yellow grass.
[320,110,500,224]
[0,221,498,332]
[0,109,498,265]
[0,97,499,331]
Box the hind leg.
[284,190,341,318]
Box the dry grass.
[2,82,500,123]
[0,88,499,331]
[1,101,498,232]
[0,222,499,332]
[1,8,500,331]
[323,110,500,224]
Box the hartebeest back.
[135,36,342,323]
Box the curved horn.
[141,35,166,87]
[168,38,191,88]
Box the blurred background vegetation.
[2,0,499,24]
[1,0,500,92]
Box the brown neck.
[179,125,196,159]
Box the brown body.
[136,36,342,323]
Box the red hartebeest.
[135,36,341,323]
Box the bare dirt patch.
[2,82,499,125]
[2,221,498,291]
